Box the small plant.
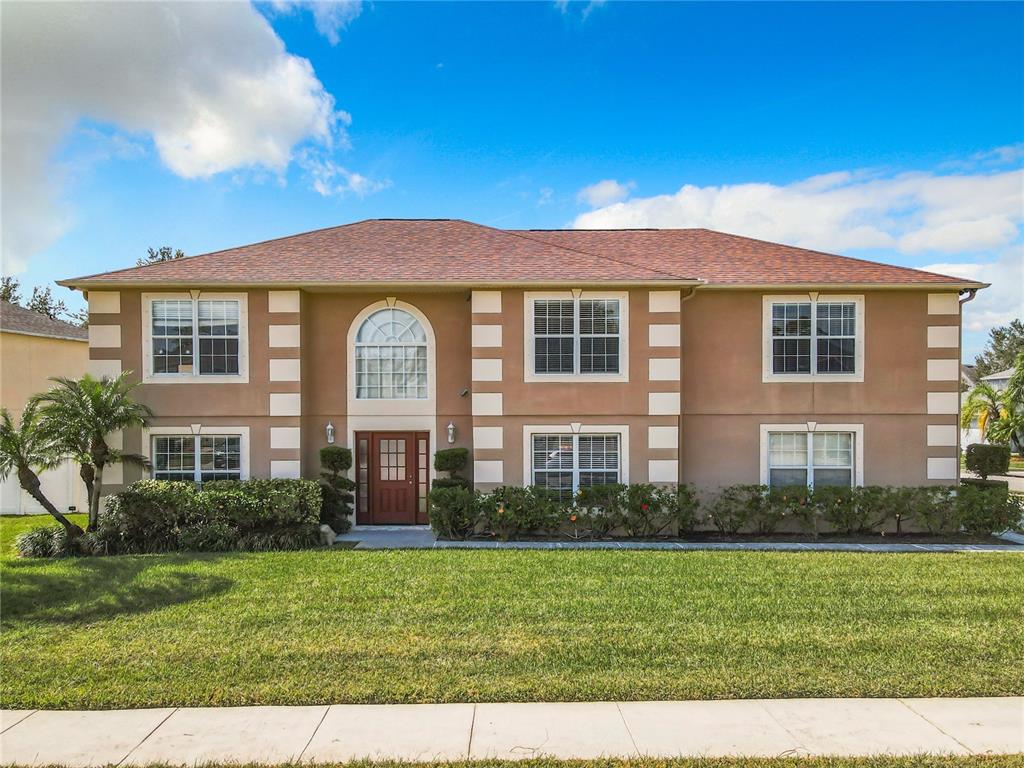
[814,484,862,534]
[768,485,816,536]
[656,483,702,536]
[428,485,480,539]
[707,485,762,535]
[319,446,355,533]
[956,482,1020,536]
[909,486,958,534]
[434,447,470,489]
[964,443,1011,480]
[483,485,562,540]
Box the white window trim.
[762,294,865,383]
[144,425,251,481]
[346,300,437,417]
[759,423,864,487]
[142,292,250,384]
[524,291,630,383]
[521,424,630,489]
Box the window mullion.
[573,298,581,375]
[192,300,200,377]
[810,300,818,377]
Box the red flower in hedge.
[569,514,578,523]
[641,503,649,512]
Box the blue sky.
[3,1,1021,358]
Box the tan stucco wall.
[91,284,961,497]
[0,331,89,412]
[0,330,90,514]
[679,290,960,489]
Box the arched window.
[355,307,428,399]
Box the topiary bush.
[965,443,1011,480]
[318,446,354,533]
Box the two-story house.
[60,219,985,525]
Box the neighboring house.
[59,219,986,525]
[980,368,1014,392]
[0,300,90,515]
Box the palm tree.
[33,373,153,531]
[987,352,1024,449]
[961,382,1003,440]
[0,405,84,537]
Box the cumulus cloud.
[0,2,369,272]
[573,165,1023,257]
[923,247,1023,335]
[577,179,636,208]
[301,152,391,197]
[269,1,363,45]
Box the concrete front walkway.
[2,698,1021,765]
[338,526,1024,552]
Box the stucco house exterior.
[59,219,986,525]
[0,300,90,515]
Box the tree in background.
[0,404,84,537]
[137,246,186,267]
[26,286,69,321]
[961,382,1004,441]
[986,352,1024,450]
[1,276,22,304]
[33,373,153,531]
[974,319,1024,378]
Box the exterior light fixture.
[326,421,335,444]
[447,422,456,444]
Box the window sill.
[762,372,864,384]
[524,372,629,383]
[143,373,250,385]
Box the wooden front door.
[355,431,429,525]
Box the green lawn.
[52,759,1021,768]
[1,515,1023,710]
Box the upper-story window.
[355,308,428,399]
[526,292,629,381]
[762,295,864,382]
[144,293,248,383]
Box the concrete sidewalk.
[338,525,1024,552]
[2,698,1021,765]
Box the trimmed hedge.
[428,482,1023,541]
[965,443,1011,480]
[16,478,322,557]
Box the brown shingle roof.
[0,300,88,341]
[60,219,985,289]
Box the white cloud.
[538,187,554,206]
[1,2,354,272]
[301,153,390,197]
[923,247,1024,336]
[573,165,1023,256]
[269,1,362,45]
[577,179,636,208]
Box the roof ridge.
[505,228,697,282]
[692,228,972,284]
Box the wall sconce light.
[447,422,456,444]
[326,421,335,444]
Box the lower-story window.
[767,431,854,488]
[531,433,620,500]
[153,435,242,483]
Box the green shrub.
[177,521,237,551]
[707,485,762,535]
[431,477,472,490]
[965,443,1011,480]
[853,486,900,533]
[956,482,1019,535]
[98,480,198,553]
[483,485,562,540]
[575,483,625,538]
[767,485,817,536]
[428,485,479,539]
[909,486,958,534]
[319,446,354,533]
[434,447,469,474]
[16,525,74,558]
[814,484,863,534]
[657,483,702,535]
